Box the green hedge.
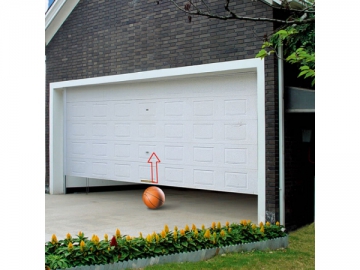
[45,220,286,269]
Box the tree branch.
[168,0,314,24]
[258,0,315,14]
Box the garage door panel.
[65,72,259,194]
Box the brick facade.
[46,0,279,221]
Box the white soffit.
[45,0,80,46]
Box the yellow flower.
[51,234,58,245]
[108,247,110,251]
[174,225,178,232]
[228,227,232,233]
[217,222,221,230]
[220,230,225,238]
[259,222,264,227]
[161,230,166,239]
[247,220,251,224]
[276,221,280,226]
[155,234,160,243]
[243,220,247,226]
[194,229,199,238]
[91,234,100,245]
[225,221,229,228]
[204,229,210,239]
[211,222,216,229]
[252,224,257,230]
[164,224,169,233]
[68,242,73,251]
[260,226,265,233]
[139,232,143,239]
[213,232,217,244]
[115,228,121,239]
[146,234,152,243]
[66,233,72,240]
[266,221,271,227]
[126,235,131,241]
[78,231,83,237]
[173,230,178,240]
[192,224,197,231]
[180,229,185,236]
[185,224,190,232]
[201,224,205,230]
[80,240,85,252]
[104,234,108,241]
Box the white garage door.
[65,72,258,194]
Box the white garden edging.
[61,236,288,270]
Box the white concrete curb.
[61,236,288,269]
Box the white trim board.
[49,58,266,223]
[45,0,80,45]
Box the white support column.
[49,85,65,194]
[257,59,266,224]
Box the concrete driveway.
[45,186,257,242]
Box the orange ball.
[142,186,165,209]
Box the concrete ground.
[45,187,257,242]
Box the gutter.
[278,43,285,225]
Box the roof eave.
[45,0,80,46]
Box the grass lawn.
[142,223,315,270]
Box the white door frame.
[49,58,266,223]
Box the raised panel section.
[224,148,247,164]
[91,162,107,176]
[91,143,108,157]
[139,124,156,138]
[193,147,213,163]
[165,124,183,138]
[165,101,183,116]
[114,164,131,178]
[114,124,130,137]
[69,160,87,174]
[164,167,183,183]
[92,123,107,137]
[193,124,213,139]
[71,142,87,155]
[114,103,131,117]
[138,102,156,116]
[68,104,87,119]
[114,144,131,158]
[165,146,183,161]
[194,170,214,186]
[225,172,248,189]
[92,104,107,117]
[69,123,86,137]
[224,100,246,115]
[193,100,213,116]
[224,124,246,141]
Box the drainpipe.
[278,43,285,226]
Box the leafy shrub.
[45,221,286,269]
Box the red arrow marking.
[147,152,161,183]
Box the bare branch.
[258,0,315,13]
[199,0,211,13]
[168,0,314,24]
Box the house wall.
[45,0,279,221]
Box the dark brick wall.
[45,0,279,220]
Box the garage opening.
[50,59,266,222]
